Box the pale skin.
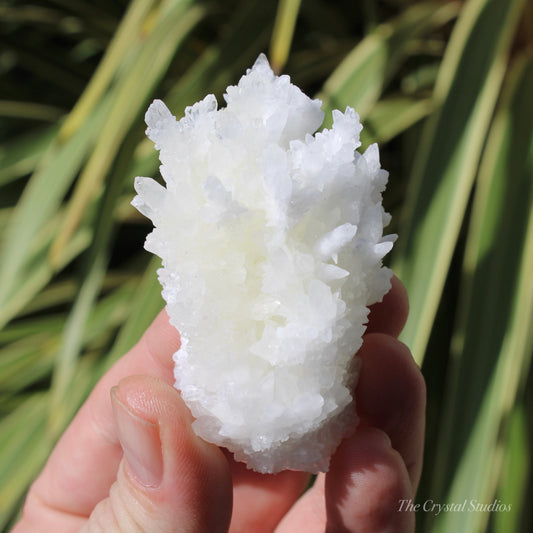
[13,275,425,533]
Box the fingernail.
[111,387,163,488]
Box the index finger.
[365,275,409,337]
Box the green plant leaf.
[50,0,205,266]
[0,332,57,393]
[58,0,157,141]
[493,404,530,533]
[47,128,140,436]
[0,125,58,186]
[103,257,163,369]
[0,217,92,329]
[429,52,533,533]
[0,394,50,531]
[360,96,433,147]
[318,1,459,123]
[269,0,302,73]
[392,0,527,363]
[0,97,111,317]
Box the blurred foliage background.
[1,0,532,531]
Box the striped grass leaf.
[269,0,302,74]
[0,332,57,394]
[0,125,59,187]
[0,214,92,330]
[0,394,50,531]
[0,316,64,345]
[0,279,136,406]
[0,95,111,319]
[392,0,527,363]
[20,273,132,317]
[0,394,46,463]
[49,0,205,267]
[47,128,141,435]
[401,62,441,95]
[81,283,139,345]
[318,1,459,124]
[41,289,137,446]
[46,251,109,436]
[0,100,64,122]
[360,96,434,147]
[493,403,530,533]
[46,278,141,435]
[0,394,32,419]
[491,402,531,533]
[434,211,533,533]
[102,257,164,370]
[58,0,158,141]
[429,53,533,533]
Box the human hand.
[13,275,425,533]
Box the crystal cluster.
[132,54,395,473]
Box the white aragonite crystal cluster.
[132,54,396,474]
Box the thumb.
[81,375,232,533]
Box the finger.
[366,275,409,337]
[228,459,309,533]
[276,429,416,533]
[21,309,181,522]
[355,333,426,490]
[275,333,425,532]
[75,375,232,533]
[325,426,415,533]
[274,426,416,533]
[274,474,327,533]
